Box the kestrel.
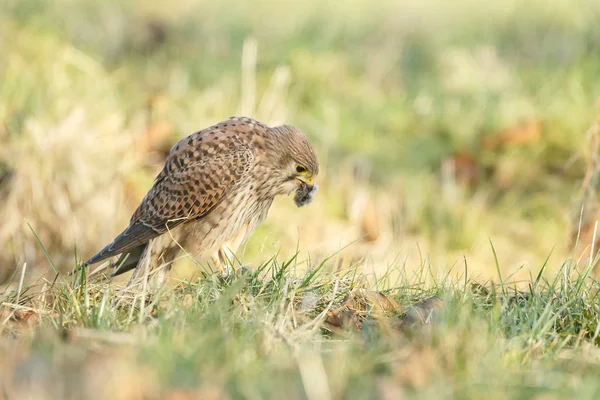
[83,116,319,285]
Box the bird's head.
[266,124,319,207]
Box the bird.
[82,116,319,286]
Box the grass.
[3,0,600,397]
[3,250,600,399]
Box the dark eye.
[296,165,307,174]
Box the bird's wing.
[84,119,262,266]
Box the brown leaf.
[13,310,37,322]
[363,291,403,315]
[440,152,480,186]
[325,291,402,331]
[481,120,542,150]
[401,295,443,327]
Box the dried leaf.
[440,152,479,186]
[401,295,443,327]
[325,291,402,331]
[481,120,542,150]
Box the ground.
[2,0,600,398]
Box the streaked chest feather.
[179,183,274,257]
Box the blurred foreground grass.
[4,256,600,399]
[3,0,600,398]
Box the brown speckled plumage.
[84,116,319,284]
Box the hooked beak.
[297,176,315,190]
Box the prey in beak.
[294,176,318,207]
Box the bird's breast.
[180,188,275,260]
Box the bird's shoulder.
[167,116,269,159]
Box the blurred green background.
[5,2,600,399]
[2,0,600,283]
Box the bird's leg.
[216,248,234,277]
[209,247,237,278]
[218,247,251,278]
[210,253,224,275]
[213,227,250,278]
